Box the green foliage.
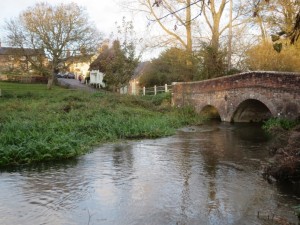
[262,118,300,132]
[273,42,282,53]
[105,40,138,91]
[292,205,300,221]
[90,18,139,91]
[195,44,227,80]
[91,40,138,91]
[0,82,204,167]
[141,93,172,106]
[139,47,199,87]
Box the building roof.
[0,47,44,56]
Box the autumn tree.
[245,0,300,72]
[250,0,300,46]
[4,2,101,89]
[246,40,300,71]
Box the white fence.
[141,84,172,95]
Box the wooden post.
[154,85,157,95]
[165,84,168,92]
[143,87,146,96]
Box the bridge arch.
[229,94,276,122]
[172,72,300,122]
[199,105,221,120]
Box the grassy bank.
[0,82,204,167]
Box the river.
[0,122,299,225]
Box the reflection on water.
[0,122,299,225]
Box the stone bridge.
[172,71,300,122]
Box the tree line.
[136,0,300,87]
[3,1,300,90]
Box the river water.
[0,122,299,225]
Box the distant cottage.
[127,61,150,95]
[66,54,96,81]
[0,43,46,75]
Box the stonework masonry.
[172,71,300,122]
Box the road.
[57,78,97,92]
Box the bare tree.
[140,0,195,54]
[4,2,102,89]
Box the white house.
[89,70,105,88]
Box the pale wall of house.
[70,62,90,79]
[90,70,105,87]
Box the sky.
[0,0,153,57]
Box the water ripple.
[0,123,298,225]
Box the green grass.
[262,117,300,132]
[0,82,204,167]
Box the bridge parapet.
[172,71,300,122]
[174,71,300,93]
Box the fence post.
[143,87,146,96]
[165,84,168,93]
[154,85,157,95]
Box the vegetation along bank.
[0,82,204,167]
[263,118,300,183]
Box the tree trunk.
[47,76,54,90]
[186,0,193,67]
[47,70,56,90]
[227,0,233,72]
[257,15,267,40]
[211,13,221,51]
[186,0,192,54]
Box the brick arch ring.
[227,92,277,122]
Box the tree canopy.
[139,47,198,86]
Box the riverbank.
[263,123,300,220]
[263,121,300,183]
[0,82,204,167]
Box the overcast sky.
[0,0,148,44]
[0,1,171,59]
